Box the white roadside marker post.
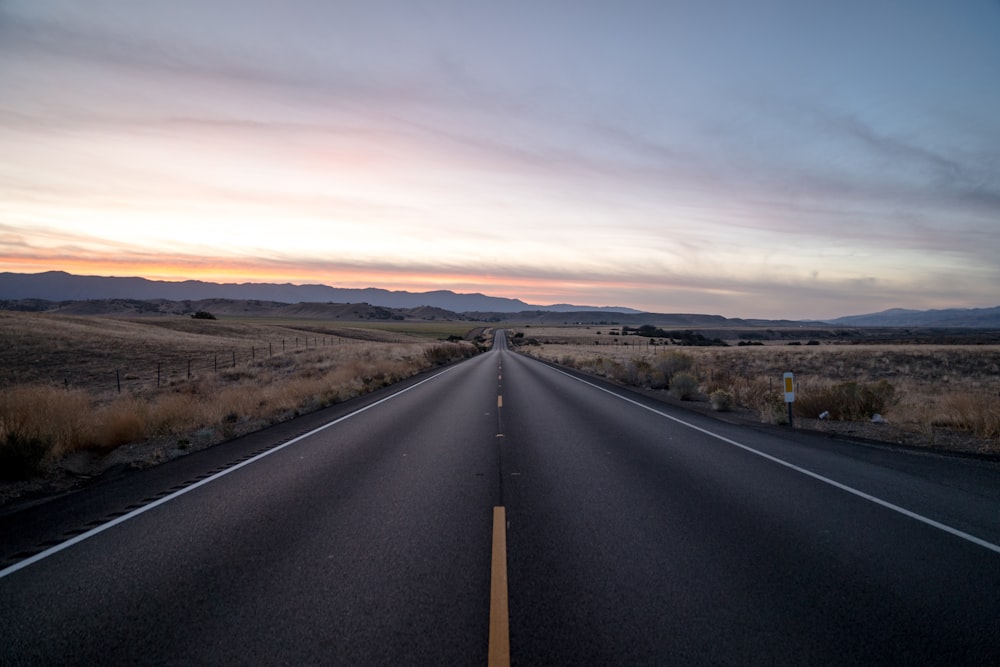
[783,371,795,427]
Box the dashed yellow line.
[489,506,510,667]
[498,395,503,408]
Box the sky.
[1,1,998,319]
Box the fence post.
[116,369,121,394]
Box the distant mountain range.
[0,271,641,314]
[825,307,1000,328]
[1,272,997,328]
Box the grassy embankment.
[0,312,486,479]
[514,326,1000,450]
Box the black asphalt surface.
[2,332,999,665]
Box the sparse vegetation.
[668,372,699,400]
[710,389,735,412]
[514,326,1000,451]
[794,379,898,421]
[0,433,51,480]
[0,312,482,482]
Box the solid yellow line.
[489,506,510,667]
[498,395,503,408]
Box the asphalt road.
[2,332,999,665]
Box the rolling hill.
[826,307,1000,328]
[0,271,640,314]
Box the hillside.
[827,307,1000,328]
[0,298,465,322]
[0,271,639,314]
[0,298,814,330]
[3,271,998,332]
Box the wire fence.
[51,334,393,398]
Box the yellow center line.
[489,506,510,667]
[497,395,503,408]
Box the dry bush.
[654,351,694,381]
[90,398,149,450]
[604,359,625,382]
[0,386,92,455]
[668,372,699,400]
[710,389,735,412]
[621,358,652,386]
[0,386,93,475]
[930,393,1000,440]
[424,341,476,366]
[0,434,51,480]
[794,379,898,421]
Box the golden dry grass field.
[0,311,487,486]
[513,326,1000,453]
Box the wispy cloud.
[2,1,998,318]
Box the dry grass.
[515,327,1000,449]
[0,312,484,480]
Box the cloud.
[2,2,998,319]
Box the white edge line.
[0,365,459,580]
[547,365,1000,556]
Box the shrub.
[799,380,898,421]
[621,358,650,386]
[0,433,53,480]
[668,372,699,400]
[649,370,668,390]
[92,399,148,449]
[933,392,1000,440]
[765,393,790,425]
[601,359,624,380]
[710,389,735,412]
[424,342,472,365]
[0,385,91,459]
[654,351,693,382]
